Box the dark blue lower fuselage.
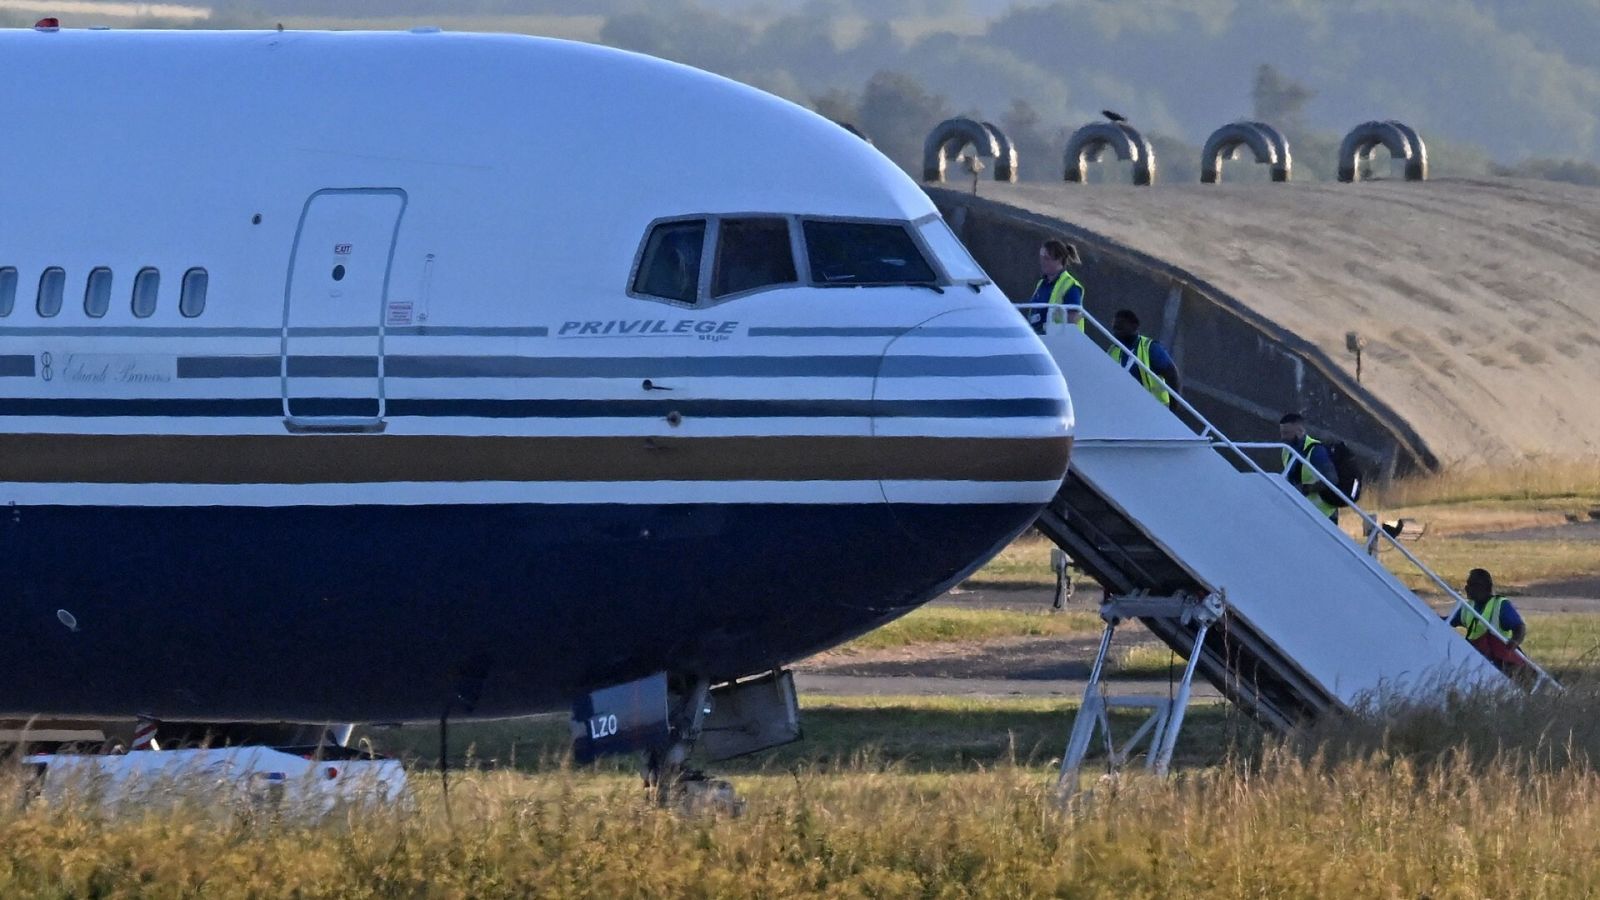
[0,502,1037,721]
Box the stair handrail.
[1236,440,1555,689]
[1017,303,1557,690]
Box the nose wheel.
[640,676,743,814]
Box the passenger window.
[632,220,705,304]
[179,267,207,317]
[37,267,65,317]
[131,268,160,318]
[802,220,938,285]
[84,267,113,318]
[712,218,797,298]
[0,267,15,316]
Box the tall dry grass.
[1375,459,1600,507]
[1295,677,1600,774]
[10,686,1600,897]
[5,751,1600,898]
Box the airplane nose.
[872,304,1073,521]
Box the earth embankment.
[935,177,1600,470]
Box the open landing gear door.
[570,671,801,765]
[700,671,801,762]
[570,671,671,764]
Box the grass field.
[827,606,1600,681]
[1522,613,1600,677]
[1376,531,1600,594]
[10,758,1600,898]
[1112,642,1184,678]
[835,606,1100,651]
[11,687,1600,898]
[354,694,1257,776]
[962,533,1060,587]
[1371,461,1600,508]
[10,596,1600,898]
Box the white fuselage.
[0,28,1072,721]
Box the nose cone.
[874,305,1073,497]
[871,305,1073,550]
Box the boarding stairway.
[1026,308,1555,785]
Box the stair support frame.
[1058,590,1223,796]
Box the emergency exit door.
[282,188,406,429]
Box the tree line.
[8,0,1600,186]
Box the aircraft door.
[282,189,407,431]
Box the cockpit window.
[802,220,938,285]
[915,216,989,284]
[632,220,706,305]
[0,268,15,316]
[712,218,797,298]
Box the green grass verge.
[963,535,1056,586]
[1112,642,1184,678]
[353,614,1600,773]
[1382,536,1600,595]
[1522,612,1600,675]
[356,693,1255,775]
[986,527,1600,597]
[838,606,1101,652]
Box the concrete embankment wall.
[931,178,1600,475]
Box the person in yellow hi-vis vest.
[1446,568,1529,677]
[1278,412,1339,522]
[1107,309,1180,406]
[1017,238,1084,335]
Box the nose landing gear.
[573,670,802,814]
[641,676,740,812]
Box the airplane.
[0,25,1072,778]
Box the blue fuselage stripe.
[0,327,281,338]
[386,326,550,337]
[747,326,1032,338]
[0,397,1069,419]
[0,326,551,338]
[0,325,1019,339]
[173,354,1050,379]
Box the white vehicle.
[26,746,408,819]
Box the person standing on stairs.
[1017,238,1085,335]
[1278,413,1339,522]
[1108,309,1179,406]
[1447,568,1530,677]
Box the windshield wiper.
[821,281,946,294]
